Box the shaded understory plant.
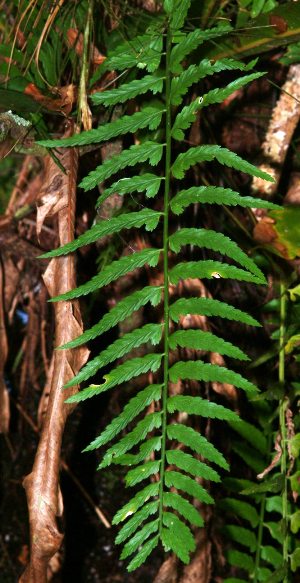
[38,0,287,574]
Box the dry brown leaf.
[0,259,10,433]
[257,433,282,479]
[20,125,89,583]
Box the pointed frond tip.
[169,360,258,393]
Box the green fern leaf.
[227,549,255,573]
[50,248,161,302]
[127,535,159,572]
[223,524,257,552]
[66,353,163,403]
[125,460,161,487]
[167,424,229,469]
[163,492,203,527]
[172,72,264,140]
[115,436,161,466]
[80,141,164,191]
[224,579,248,583]
[170,24,232,73]
[261,546,283,568]
[169,228,264,280]
[99,412,162,468]
[170,186,280,214]
[42,210,162,258]
[169,260,264,286]
[231,442,265,474]
[38,107,164,148]
[91,74,164,106]
[172,145,275,181]
[170,58,258,106]
[229,419,268,454]
[166,449,220,482]
[65,324,163,388]
[97,173,162,207]
[170,297,260,327]
[162,512,195,560]
[169,361,257,394]
[169,329,248,361]
[169,0,191,31]
[103,33,163,72]
[121,519,159,559]
[116,501,159,544]
[167,395,240,422]
[61,286,162,350]
[219,498,259,528]
[164,470,214,504]
[113,482,160,525]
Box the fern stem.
[279,282,289,580]
[158,24,172,536]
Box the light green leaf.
[66,353,163,403]
[170,24,232,73]
[170,297,260,327]
[164,470,214,504]
[60,286,162,350]
[121,519,159,559]
[99,412,162,468]
[162,512,195,560]
[170,0,191,30]
[116,501,159,544]
[169,260,264,286]
[291,548,300,573]
[223,525,257,552]
[97,173,162,207]
[227,549,255,573]
[169,228,264,280]
[167,423,229,469]
[168,395,239,422]
[91,74,164,106]
[172,145,275,181]
[170,185,280,214]
[127,535,159,572]
[229,419,268,454]
[38,107,164,148]
[219,498,259,528]
[169,329,248,361]
[163,492,203,526]
[51,248,161,302]
[65,323,163,387]
[113,482,160,524]
[260,546,283,568]
[80,141,164,191]
[42,210,162,258]
[170,58,258,105]
[166,449,220,482]
[116,436,161,466]
[169,361,257,394]
[125,459,161,487]
[290,510,300,534]
[104,33,163,72]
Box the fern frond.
[121,520,159,559]
[162,512,195,562]
[113,482,160,524]
[172,145,275,181]
[61,286,163,350]
[167,395,240,421]
[127,536,159,572]
[80,141,164,191]
[91,73,164,106]
[50,248,161,302]
[169,329,249,361]
[99,412,162,468]
[116,501,159,544]
[169,361,257,393]
[65,324,163,387]
[125,460,161,487]
[103,33,163,72]
[219,498,259,528]
[169,228,265,280]
[229,419,268,454]
[223,525,257,552]
[97,173,162,207]
[166,449,220,481]
[163,492,204,526]
[172,72,264,140]
[115,436,162,466]
[39,107,164,148]
[170,24,232,73]
[66,353,163,403]
[169,297,261,327]
[169,260,264,285]
[227,550,255,573]
[167,424,229,469]
[170,186,280,214]
[164,470,214,504]
[42,210,162,258]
